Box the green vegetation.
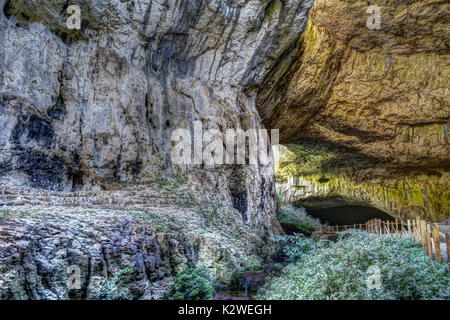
[98,267,135,300]
[230,255,263,290]
[260,230,450,300]
[277,209,316,235]
[168,267,215,300]
[271,234,320,262]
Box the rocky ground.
[0,180,270,300]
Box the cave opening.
[306,205,395,226]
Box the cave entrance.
[306,205,395,226]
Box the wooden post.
[395,219,398,237]
[433,224,441,263]
[387,221,391,234]
[416,219,422,243]
[421,221,427,251]
[412,220,416,241]
[423,221,428,251]
[407,220,411,238]
[418,220,422,244]
[426,224,433,259]
[446,233,450,276]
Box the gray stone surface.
[0,0,313,235]
[0,0,314,299]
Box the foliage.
[271,233,320,262]
[230,255,263,290]
[276,206,318,235]
[260,230,450,300]
[97,267,135,300]
[168,267,214,300]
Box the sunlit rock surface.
[263,0,449,221]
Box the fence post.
[446,233,450,276]
[426,224,433,259]
[407,220,411,238]
[433,224,441,263]
[412,220,416,241]
[419,220,424,249]
[394,219,398,237]
[416,219,422,243]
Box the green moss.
[266,0,282,20]
[276,210,316,234]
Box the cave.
[306,205,395,226]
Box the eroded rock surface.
[0,0,314,234]
[0,181,267,299]
[263,0,449,220]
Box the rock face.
[0,0,313,234]
[261,0,449,221]
[0,0,316,300]
[0,182,267,299]
[275,142,449,222]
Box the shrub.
[260,230,450,300]
[276,206,319,235]
[271,233,321,262]
[168,267,214,300]
[230,255,263,291]
[97,267,135,300]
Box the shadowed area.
[307,205,394,226]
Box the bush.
[272,233,320,262]
[260,230,450,300]
[230,256,263,291]
[168,267,214,300]
[276,206,319,235]
[97,267,135,300]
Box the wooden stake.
[446,233,450,276]
[422,221,427,251]
[433,224,441,263]
[407,220,411,238]
[412,220,416,241]
[426,224,433,258]
[416,220,422,243]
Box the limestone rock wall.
[0,0,314,234]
